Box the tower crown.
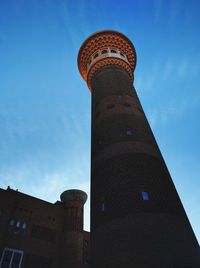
[60,189,87,205]
[78,30,137,90]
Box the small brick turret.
[60,189,87,231]
[60,189,87,268]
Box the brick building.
[78,30,200,267]
[0,187,90,268]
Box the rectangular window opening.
[101,202,105,212]
[142,191,149,201]
[0,248,24,268]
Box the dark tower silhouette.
[78,30,200,268]
[60,189,87,268]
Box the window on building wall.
[94,53,99,59]
[16,221,21,228]
[22,223,26,230]
[0,248,23,268]
[142,192,149,201]
[111,49,117,53]
[101,202,106,212]
[12,252,22,267]
[126,129,134,136]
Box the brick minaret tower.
[78,30,200,267]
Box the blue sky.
[0,0,199,242]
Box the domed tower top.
[60,189,87,235]
[78,30,137,90]
[60,189,87,205]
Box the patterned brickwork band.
[78,30,137,90]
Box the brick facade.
[0,187,90,268]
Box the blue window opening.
[101,202,106,212]
[127,129,134,136]
[142,191,149,201]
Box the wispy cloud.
[135,60,160,95]
[136,55,200,98]
[148,98,190,128]
[162,56,200,81]
[159,103,178,126]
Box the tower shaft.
[91,66,199,267]
[78,30,200,268]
